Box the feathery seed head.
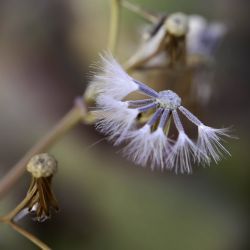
[91,54,232,173]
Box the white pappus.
[90,54,231,173]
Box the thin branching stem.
[0,99,87,198]
[121,0,158,23]
[7,221,51,250]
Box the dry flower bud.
[165,12,188,37]
[26,153,57,178]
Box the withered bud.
[26,153,57,178]
[165,12,188,37]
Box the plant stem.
[121,0,158,23]
[0,100,86,198]
[108,0,121,53]
[6,221,51,250]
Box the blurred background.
[0,0,249,249]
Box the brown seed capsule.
[26,153,57,178]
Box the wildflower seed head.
[165,12,188,37]
[26,153,57,178]
[93,54,232,172]
[157,90,181,110]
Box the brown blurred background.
[0,0,249,249]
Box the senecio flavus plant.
[90,54,231,174]
[0,1,234,249]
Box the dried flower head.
[165,12,188,37]
[124,13,226,70]
[91,54,231,173]
[124,12,188,70]
[15,154,59,222]
[27,153,57,178]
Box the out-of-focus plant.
[0,0,232,248]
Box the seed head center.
[157,90,181,110]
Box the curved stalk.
[121,0,158,23]
[108,0,121,53]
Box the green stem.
[108,0,121,53]
[0,101,86,198]
[121,0,158,23]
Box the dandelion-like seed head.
[91,54,232,173]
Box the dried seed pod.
[165,12,188,37]
[13,154,59,222]
[124,12,189,71]
[26,153,57,178]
